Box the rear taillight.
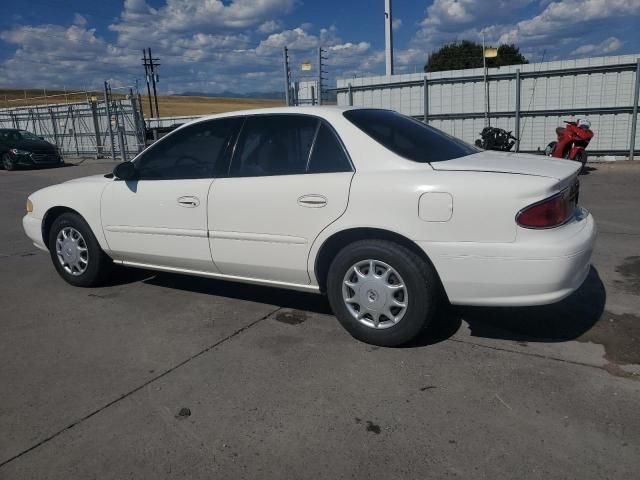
[516,182,578,229]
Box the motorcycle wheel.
[544,141,556,156]
[575,150,588,174]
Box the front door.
[208,114,354,285]
[101,117,241,271]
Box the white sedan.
[23,107,596,346]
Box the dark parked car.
[0,129,63,171]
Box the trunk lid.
[431,150,581,180]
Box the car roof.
[187,105,363,125]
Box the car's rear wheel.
[48,212,113,287]
[2,153,15,171]
[327,240,439,346]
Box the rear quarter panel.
[307,168,560,282]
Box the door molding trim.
[209,230,307,245]
[115,260,321,292]
[105,225,208,238]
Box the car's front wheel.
[327,240,439,347]
[48,212,113,287]
[2,153,16,171]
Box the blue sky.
[1,1,638,94]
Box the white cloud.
[328,42,370,53]
[498,0,640,46]
[109,0,296,45]
[417,0,535,36]
[572,36,623,56]
[256,27,319,53]
[258,20,282,34]
[73,13,87,27]
[1,0,638,94]
[410,0,538,58]
[392,18,402,31]
[0,23,137,87]
[410,0,638,69]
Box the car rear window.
[343,109,479,163]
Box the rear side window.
[230,115,317,177]
[308,123,351,173]
[343,109,479,162]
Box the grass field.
[0,88,283,118]
[138,95,283,117]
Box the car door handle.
[297,194,327,208]
[177,196,200,207]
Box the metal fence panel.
[0,98,145,159]
[331,53,640,157]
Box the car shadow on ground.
[410,266,606,347]
[142,272,333,315]
[137,266,606,348]
[102,266,159,287]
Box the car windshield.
[343,109,479,163]
[0,130,40,142]
[18,130,40,140]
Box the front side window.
[230,115,318,177]
[134,118,241,180]
[343,109,479,163]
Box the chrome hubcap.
[56,227,89,276]
[342,259,408,329]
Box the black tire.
[2,153,15,171]
[48,212,113,287]
[326,240,440,347]
[575,150,588,169]
[544,141,557,156]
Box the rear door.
[208,114,354,285]
[101,117,241,271]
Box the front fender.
[28,176,112,250]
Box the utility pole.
[384,0,394,76]
[482,34,490,128]
[283,46,291,106]
[142,49,154,117]
[317,47,327,106]
[142,48,161,118]
[149,47,160,118]
[103,81,116,160]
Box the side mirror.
[113,162,137,181]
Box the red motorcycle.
[544,119,594,168]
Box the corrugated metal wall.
[334,54,640,156]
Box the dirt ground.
[0,88,282,118]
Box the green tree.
[424,40,528,73]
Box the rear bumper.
[420,209,596,306]
[23,214,47,251]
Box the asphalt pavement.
[1,159,639,479]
